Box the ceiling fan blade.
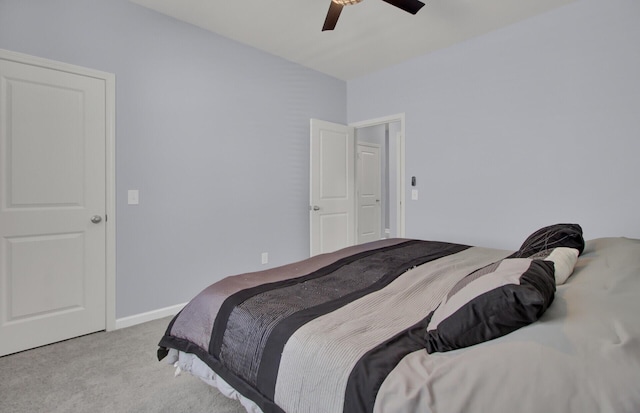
[322,1,344,31]
[381,0,425,15]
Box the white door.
[356,143,381,244]
[0,52,108,356]
[310,119,355,256]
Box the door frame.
[0,49,117,332]
[350,113,406,238]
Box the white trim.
[0,48,118,332]
[397,131,406,237]
[104,70,117,332]
[349,113,406,129]
[350,113,406,238]
[115,303,187,330]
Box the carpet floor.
[0,316,246,413]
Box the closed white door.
[356,143,381,244]
[310,119,355,256]
[0,52,107,356]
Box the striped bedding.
[158,239,510,412]
[158,236,640,413]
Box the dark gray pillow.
[514,223,585,258]
[422,258,556,354]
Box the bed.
[157,224,640,413]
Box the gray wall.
[2,0,639,318]
[0,0,346,317]
[348,0,640,249]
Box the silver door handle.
[90,215,102,224]
[312,205,321,211]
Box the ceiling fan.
[322,0,426,31]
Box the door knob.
[312,205,321,211]
[90,215,102,224]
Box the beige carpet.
[0,316,246,413]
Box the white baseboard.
[114,302,187,330]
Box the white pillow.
[532,247,579,285]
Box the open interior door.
[310,119,355,256]
[356,143,382,244]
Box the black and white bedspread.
[158,226,640,413]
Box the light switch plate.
[128,189,139,205]
[411,189,418,200]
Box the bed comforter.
[158,236,640,413]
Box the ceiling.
[130,0,574,80]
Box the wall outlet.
[411,189,418,200]
[261,252,268,265]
